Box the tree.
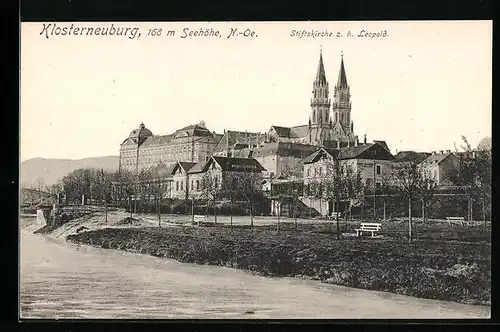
[341,164,363,230]
[232,171,263,227]
[322,158,343,239]
[417,168,438,224]
[391,161,421,243]
[456,136,492,226]
[379,175,395,222]
[201,172,221,223]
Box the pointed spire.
[315,48,327,83]
[337,51,348,86]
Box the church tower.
[332,52,353,136]
[308,49,332,145]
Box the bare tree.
[201,172,221,223]
[456,136,491,226]
[232,172,263,227]
[391,161,421,243]
[417,168,438,224]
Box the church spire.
[337,51,348,86]
[315,48,327,84]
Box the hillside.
[20,156,119,187]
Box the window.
[176,181,179,191]
[434,170,437,179]
[307,168,310,177]
[191,180,194,190]
[181,181,184,191]
[319,167,322,175]
[376,165,381,175]
[375,182,381,190]
[196,180,199,190]
[214,177,218,189]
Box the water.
[20,231,490,319]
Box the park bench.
[355,222,382,237]
[193,215,205,225]
[446,216,465,226]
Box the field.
[66,214,491,306]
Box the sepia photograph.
[20,21,491,319]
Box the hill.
[20,156,119,187]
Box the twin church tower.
[305,50,357,147]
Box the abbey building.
[119,51,364,176]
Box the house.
[187,156,266,198]
[170,161,197,199]
[303,142,394,190]
[419,151,459,186]
[301,142,394,216]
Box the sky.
[20,21,492,161]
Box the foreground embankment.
[66,223,491,306]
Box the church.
[119,50,369,177]
[267,50,359,148]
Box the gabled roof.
[171,161,197,175]
[289,125,309,138]
[392,151,431,164]
[421,153,454,165]
[373,140,390,152]
[212,130,263,154]
[187,156,265,174]
[303,143,394,164]
[212,156,266,172]
[270,126,291,138]
[250,142,318,158]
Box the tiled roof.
[179,162,197,171]
[270,126,291,138]
[421,153,453,165]
[337,144,373,160]
[392,151,431,164]
[186,160,206,174]
[141,134,173,146]
[212,156,266,172]
[250,142,318,158]
[187,156,265,174]
[289,125,309,138]
[213,130,262,153]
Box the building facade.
[419,151,459,186]
[119,122,222,174]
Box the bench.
[355,223,382,237]
[193,215,205,225]
[328,212,342,220]
[446,216,465,226]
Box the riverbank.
[66,222,491,306]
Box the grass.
[66,219,491,306]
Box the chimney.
[363,134,367,145]
[355,136,359,147]
[446,149,451,153]
[432,151,436,155]
[439,150,444,154]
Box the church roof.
[337,54,348,86]
[290,125,309,138]
[316,50,327,83]
[270,125,309,139]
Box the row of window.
[173,177,220,192]
[306,164,382,177]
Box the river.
[20,230,490,319]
